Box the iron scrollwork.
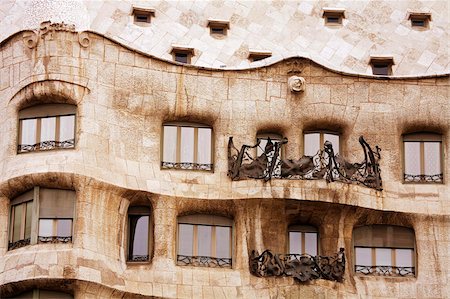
[38,236,72,243]
[161,162,213,171]
[404,173,443,183]
[177,255,232,268]
[355,265,415,277]
[8,238,31,250]
[128,255,150,262]
[18,139,75,153]
[250,248,345,282]
[228,136,382,190]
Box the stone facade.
[0,2,449,299]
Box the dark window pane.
[175,53,188,63]
[129,215,149,258]
[327,16,340,23]
[372,64,389,75]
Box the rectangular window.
[370,57,394,76]
[288,225,318,256]
[304,131,340,156]
[9,200,33,250]
[162,124,213,171]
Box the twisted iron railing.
[404,173,443,183]
[177,255,232,268]
[250,248,345,282]
[18,139,75,153]
[128,255,150,262]
[38,236,72,243]
[355,265,415,277]
[228,136,382,190]
[161,162,213,171]
[8,238,31,250]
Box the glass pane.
[304,133,320,156]
[375,248,392,266]
[396,249,413,267]
[355,247,372,266]
[257,138,268,156]
[197,128,212,165]
[39,219,54,237]
[25,202,33,239]
[404,142,420,175]
[60,115,75,143]
[57,219,73,237]
[424,142,441,176]
[40,117,56,142]
[324,134,339,155]
[180,127,195,163]
[197,225,212,257]
[12,204,22,242]
[163,126,177,163]
[289,231,302,254]
[305,232,318,256]
[216,226,231,258]
[20,119,37,146]
[178,224,194,256]
[131,216,149,256]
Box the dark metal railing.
[18,139,75,153]
[8,238,31,250]
[38,236,72,243]
[228,136,382,190]
[177,255,232,268]
[161,162,213,171]
[250,248,345,282]
[355,265,415,276]
[128,255,150,262]
[404,173,443,183]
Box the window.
[18,104,76,153]
[403,132,442,183]
[132,6,155,25]
[207,19,230,37]
[248,50,272,62]
[408,12,431,29]
[177,214,233,268]
[288,225,318,256]
[127,206,151,262]
[369,56,394,76]
[257,133,284,177]
[304,131,340,156]
[353,225,415,276]
[162,122,213,171]
[11,289,73,298]
[322,8,345,26]
[171,46,195,64]
[9,187,75,250]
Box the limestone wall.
[0,29,449,298]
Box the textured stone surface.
[0,26,449,298]
[0,0,449,75]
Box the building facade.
[0,1,449,298]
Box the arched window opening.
[177,214,233,268]
[162,122,213,171]
[127,206,151,262]
[18,104,76,153]
[288,224,318,256]
[353,225,416,276]
[9,187,75,250]
[403,132,443,183]
[304,131,340,156]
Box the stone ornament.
[22,21,90,49]
[288,75,306,92]
[250,248,346,282]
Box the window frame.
[353,225,416,277]
[322,8,346,26]
[8,187,76,251]
[369,56,394,76]
[303,130,341,156]
[408,12,431,30]
[131,6,155,25]
[170,46,195,64]
[287,224,319,256]
[402,132,443,183]
[127,205,152,263]
[248,50,272,62]
[176,214,233,268]
[207,19,230,37]
[17,104,77,154]
[161,122,214,171]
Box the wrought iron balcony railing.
[355,265,415,277]
[128,255,150,262]
[404,173,443,183]
[161,162,213,171]
[8,238,31,250]
[18,139,75,153]
[38,236,72,243]
[177,255,232,268]
[250,248,346,282]
[228,136,382,190]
